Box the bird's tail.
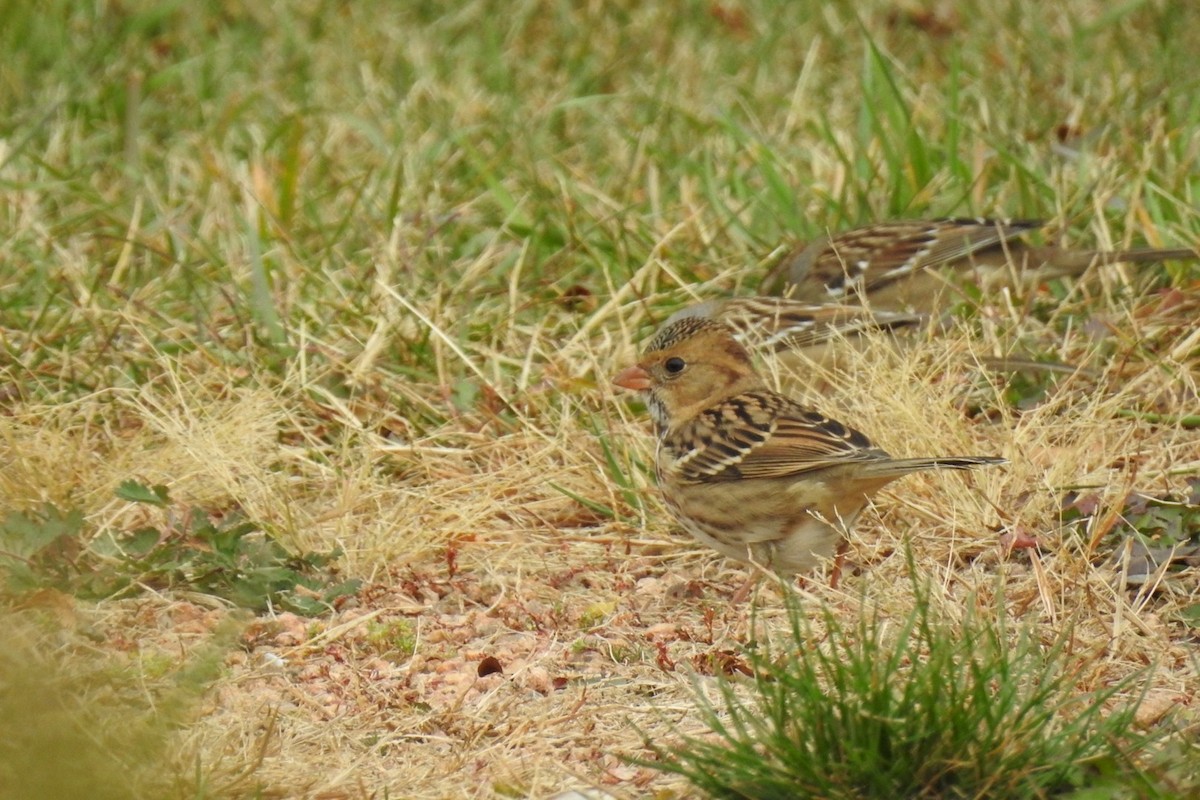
[1088,247,1197,264]
[1030,246,1198,274]
[862,456,1007,478]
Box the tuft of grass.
[641,570,1195,799]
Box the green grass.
[642,570,1194,799]
[2,0,1198,797]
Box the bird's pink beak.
[613,365,652,392]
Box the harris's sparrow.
[760,218,1197,311]
[613,316,1005,587]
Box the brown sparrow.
[613,316,1005,588]
[760,218,1197,311]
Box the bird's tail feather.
[1033,247,1197,273]
[863,456,1006,478]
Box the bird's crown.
[645,316,732,354]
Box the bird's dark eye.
[664,356,686,375]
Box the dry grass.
[2,0,1199,797]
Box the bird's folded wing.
[808,218,1043,293]
[669,396,886,483]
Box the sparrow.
[613,316,1005,590]
[759,218,1197,311]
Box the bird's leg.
[829,538,850,589]
[809,508,854,589]
[730,571,759,604]
[731,555,775,603]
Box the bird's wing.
[807,218,1043,297]
[666,392,888,484]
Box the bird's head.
[613,317,764,433]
